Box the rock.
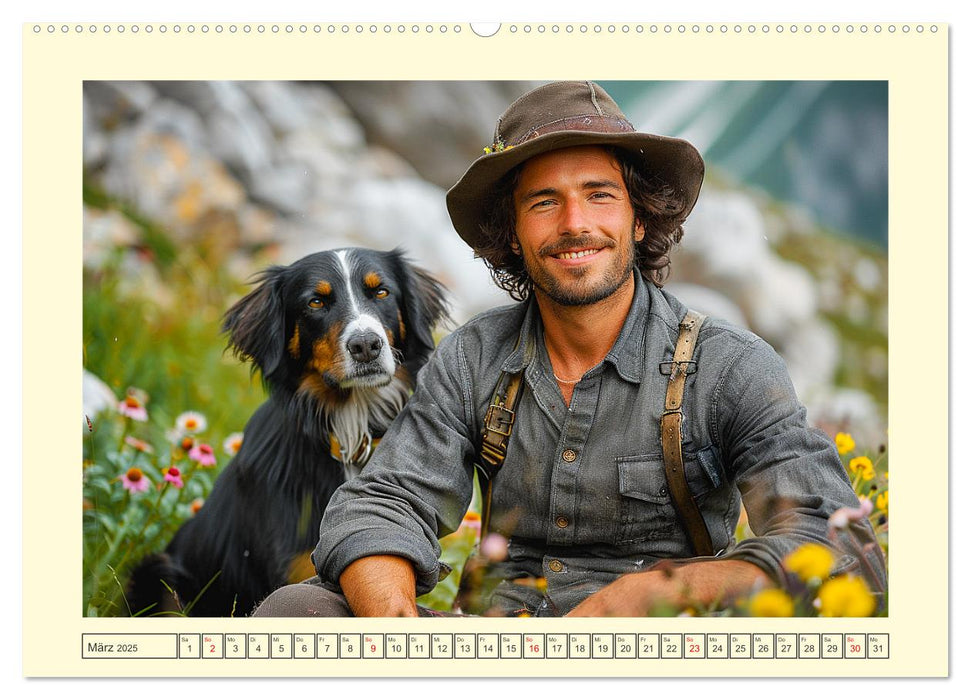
[664,283,748,329]
[248,162,316,216]
[674,189,819,345]
[83,206,140,269]
[679,189,772,280]
[777,319,840,398]
[328,81,539,189]
[85,81,159,126]
[100,101,250,241]
[738,259,818,344]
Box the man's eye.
[308,297,324,309]
[375,288,390,299]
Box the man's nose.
[559,196,591,235]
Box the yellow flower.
[835,432,855,455]
[749,589,795,617]
[783,543,835,582]
[849,456,875,480]
[817,576,876,617]
[876,491,888,512]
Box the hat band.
[515,114,635,145]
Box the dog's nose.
[346,331,384,363]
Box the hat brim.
[446,130,705,251]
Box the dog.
[126,247,449,616]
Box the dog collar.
[329,433,381,468]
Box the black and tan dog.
[127,247,449,616]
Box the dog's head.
[223,247,450,401]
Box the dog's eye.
[308,297,324,309]
[375,288,390,299]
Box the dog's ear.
[222,265,288,382]
[392,250,450,379]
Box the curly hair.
[474,147,688,301]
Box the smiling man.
[254,81,886,618]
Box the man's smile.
[552,248,602,260]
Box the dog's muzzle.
[346,331,384,364]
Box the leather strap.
[475,368,525,537]
[660,309,714,556]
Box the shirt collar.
[499,271,670,384]
[499,297,539,373]
[603,271,652,384]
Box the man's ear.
[511,237,522,255]
[634,219,646,242]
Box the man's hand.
[339,554,420,617]
[566,559,769,617]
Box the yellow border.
[23,22,948,677]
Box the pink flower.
[118,394,148,421]
[120,467,150,494]
[163,466,184,489]
[480,533,509,562]
[188,443,217,467]
[828,496,875,530]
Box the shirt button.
[562,449,577,462]
[555,516,569,528]
[548,559,564,573]
[659,487,668,497]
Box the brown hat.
[446,81,705,250]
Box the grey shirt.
[313,272,886,615]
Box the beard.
[523,226,638,307]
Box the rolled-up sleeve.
[715,338,887,594]
[312,331,477,596]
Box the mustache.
[539,236,615,257]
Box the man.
[254,81,886,617]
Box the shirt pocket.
[616,448,722,546]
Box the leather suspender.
[475,368,525,537]
[475,309,714,555]
[659,310,714,556]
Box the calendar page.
[22,20,947,678]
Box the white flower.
[223,432,244,456]
[175,411,207,435]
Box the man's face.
[512,146,645,307]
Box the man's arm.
[717,337,886,594]
[566,559,768,617]
[338,555,419,617]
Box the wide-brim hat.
[446,81,705,251]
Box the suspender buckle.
[659,360,697,378]
[484,403,516,437]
